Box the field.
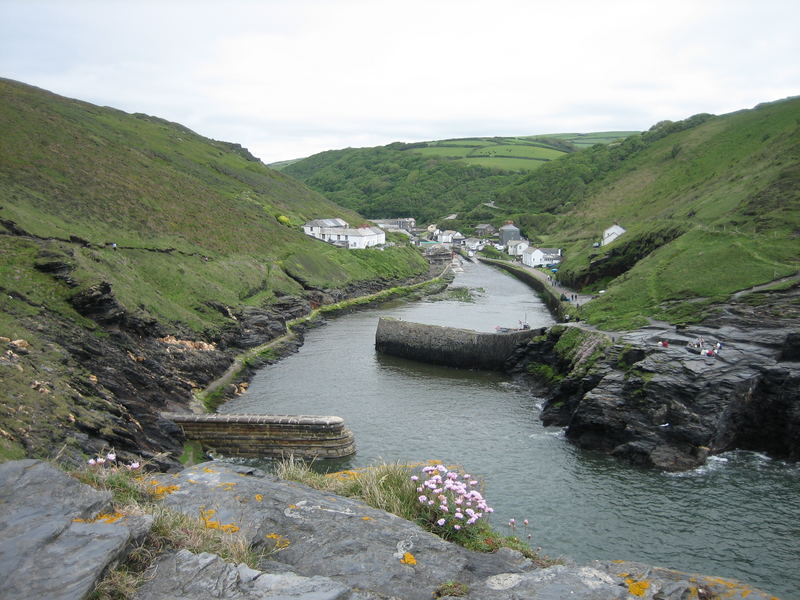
[409,133,636,171]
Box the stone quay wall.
[375,317,542,371]
[162,413,356,459]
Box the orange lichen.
[400,552,417,565]
[361,516,372,521]
[149,481,180,498]
[199,508,239,534]
[265,533,291,549]
[73,511,125,524]
[625,578,650,596]
[254,494,263,502]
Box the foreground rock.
[0,459,780,599]
[145,461,777,600]
[0,459,152,600]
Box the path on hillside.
[512,261,595,308]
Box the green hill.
[503,99,800,328]
[0,79,428,462]
[0,79,428,331]
[279,132,634,223]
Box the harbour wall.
[163,413,356,459]
[477,258,566,320]
[375,317,543,371]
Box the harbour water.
[221,261,800,599]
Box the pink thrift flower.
[454,512,464,519]
[88,458,96,466]
[454,524,461,530]
[523,519,529,526]
[106,452,116,461]
[436,518,446,527]
[96,457,105,464]
[410,475,418,481]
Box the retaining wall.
[477,258,565,319]
[163,413,356,459]
[375,317,542,371]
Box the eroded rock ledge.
[510,319,800,471]
[0,459,779,600]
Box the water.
[221,261,800,599]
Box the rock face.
[0,459,152,600]
[521,320,800,471]
[0,459,780,600]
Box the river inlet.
[221,261,800,599]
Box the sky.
[1,0,799,164]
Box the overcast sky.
[2,0,798,163]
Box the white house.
[507,239,530,257]
[436,230,462,244]
[302,218,349,237]
[302,219,385,249]
[601,224,626,246]
[522,247,563,268]
[464,238,483,252]
[372,217,416,232]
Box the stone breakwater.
[162,413,356,459]
[375,317,541,371]
[0,459,780,600]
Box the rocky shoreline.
[509,282,800,471]
[1,260,447,471]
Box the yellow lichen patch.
[288,504,297,509]
[217,481,238,491]
[265,533,291,550]
[400,552,417,565]
[202,467,217,473]
[73,511,125,525]
[625,578,650,597]
[199,508,239,534]
[149,481,180,498]
[361,516,372,521]
[187,479,198,484]
[254,494,263,502]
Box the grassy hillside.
[0,78,428,332]
[0,78,431,463]
[524,98,800,328]
[279,132,634,223]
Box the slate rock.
[148,462,775,600]
[0,459,153,600]
[135,550,350,600]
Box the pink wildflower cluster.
[87,451,140,470]
[412,464,493,533]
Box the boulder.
[0,460,152,600]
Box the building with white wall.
[601,224,626,246]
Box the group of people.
[686,336,723,357]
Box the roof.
[508,239,528,246]
[305,218,349,228]
[499,223,520,230]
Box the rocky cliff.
[510,283,800,471]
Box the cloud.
[1,0,798,162]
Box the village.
[302,216,627,271]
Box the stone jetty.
[162,413,356,459]
[375,317,540,371]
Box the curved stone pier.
[375,317,542,370]
[163,413,356,459]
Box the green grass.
[275,458,558,566]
